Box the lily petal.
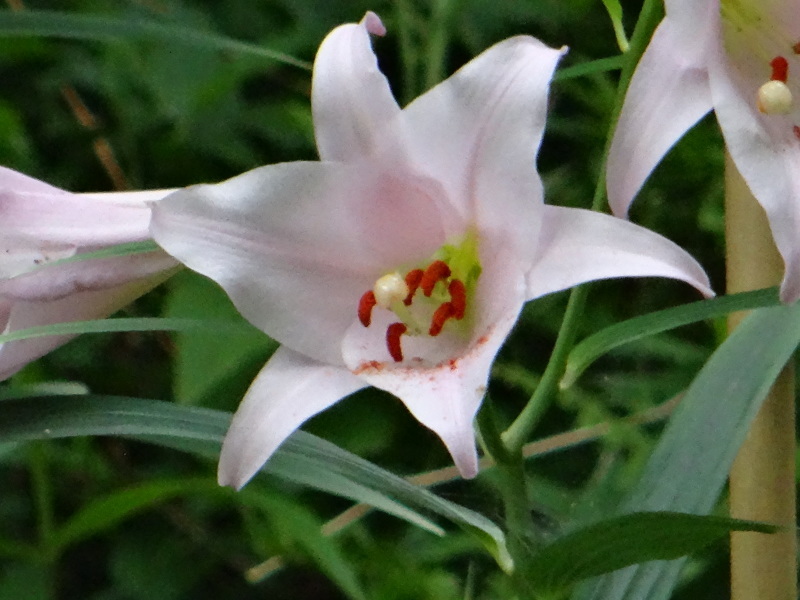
[709,29,800,302]
[218,346,367,489]
[0,168,168,247]
[606,8,717,217]
[402,37,565,251]
[525,205,714,299]
[342,248,527,478]
[312,12,400,162]
[151,162,449,365]
[0,251,178,380]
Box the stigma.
[757,56,793,115]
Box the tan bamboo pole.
[726,151,797,600]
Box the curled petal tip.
[361,11,386,36]
[458,462,479,480]
[217,467,249,491]
[450,443,479,479]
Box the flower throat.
[357,233,482,362]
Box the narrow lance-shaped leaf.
[0,10,311,70]
[575,302,800,600]
[527,511,777,596]
[562,287,779,387]
[0,394,513,571]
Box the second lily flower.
[607,0,800,301]
[151,12,713,488]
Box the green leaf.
[562,287,780,387]
[554,56,624,82]
[0,394,512,571]
[528,512,777,595]
[601,0,629,52]
[54,478,221,551]
[162,271,276,406]
[575,302,800,600]
[0,317,256,344]
[0,10,311,70]
[241,491,367,600]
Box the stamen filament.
[386,322,407,362]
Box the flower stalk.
[501,0,665,454]
[726,152,797,600]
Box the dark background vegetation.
[0,0,731,598]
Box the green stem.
[501,0,664,454]
[477,401,537,593]
[28,442,57,597]
[424,0,459,91]
[395,0,420,105]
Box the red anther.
[771,56,789,82]
[420,260,451,296]
[358,290,377,327]
[794,125,800,141]
[429,303,455,336]
[386,322,407,362]
[448,279,467,320]
[403,269,424,305]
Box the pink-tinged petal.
[151,162,449,365]
[0,251,178,380]
[0,237,74,280]
[0,176,171,252]
[710,22,800,302]
[217,347,367,489]
[0,166,66,195]
[0,250,179,301]
[525,206,713,299]
[606,9,717,217]
[401,37,565,251]
[80,189,178,203]
[342,248,528,478]
[312,12,400,162]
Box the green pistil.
[435,229,482,292]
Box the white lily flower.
[151,12,712,488]
[0,166,179,379]
[607,0,800,301]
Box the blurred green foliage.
[0,0,733,598]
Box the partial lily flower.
[0,166,180,380]
[607,0,800,301]
[151,12,712,489]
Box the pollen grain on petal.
[420,260,452,296]
[404,268,424,305]
[358,290,377,327]
[429,303,455,336]
[770,56,789,82]
[794,42,800,55]
[448,279,467,319]
[386,322,407,362]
